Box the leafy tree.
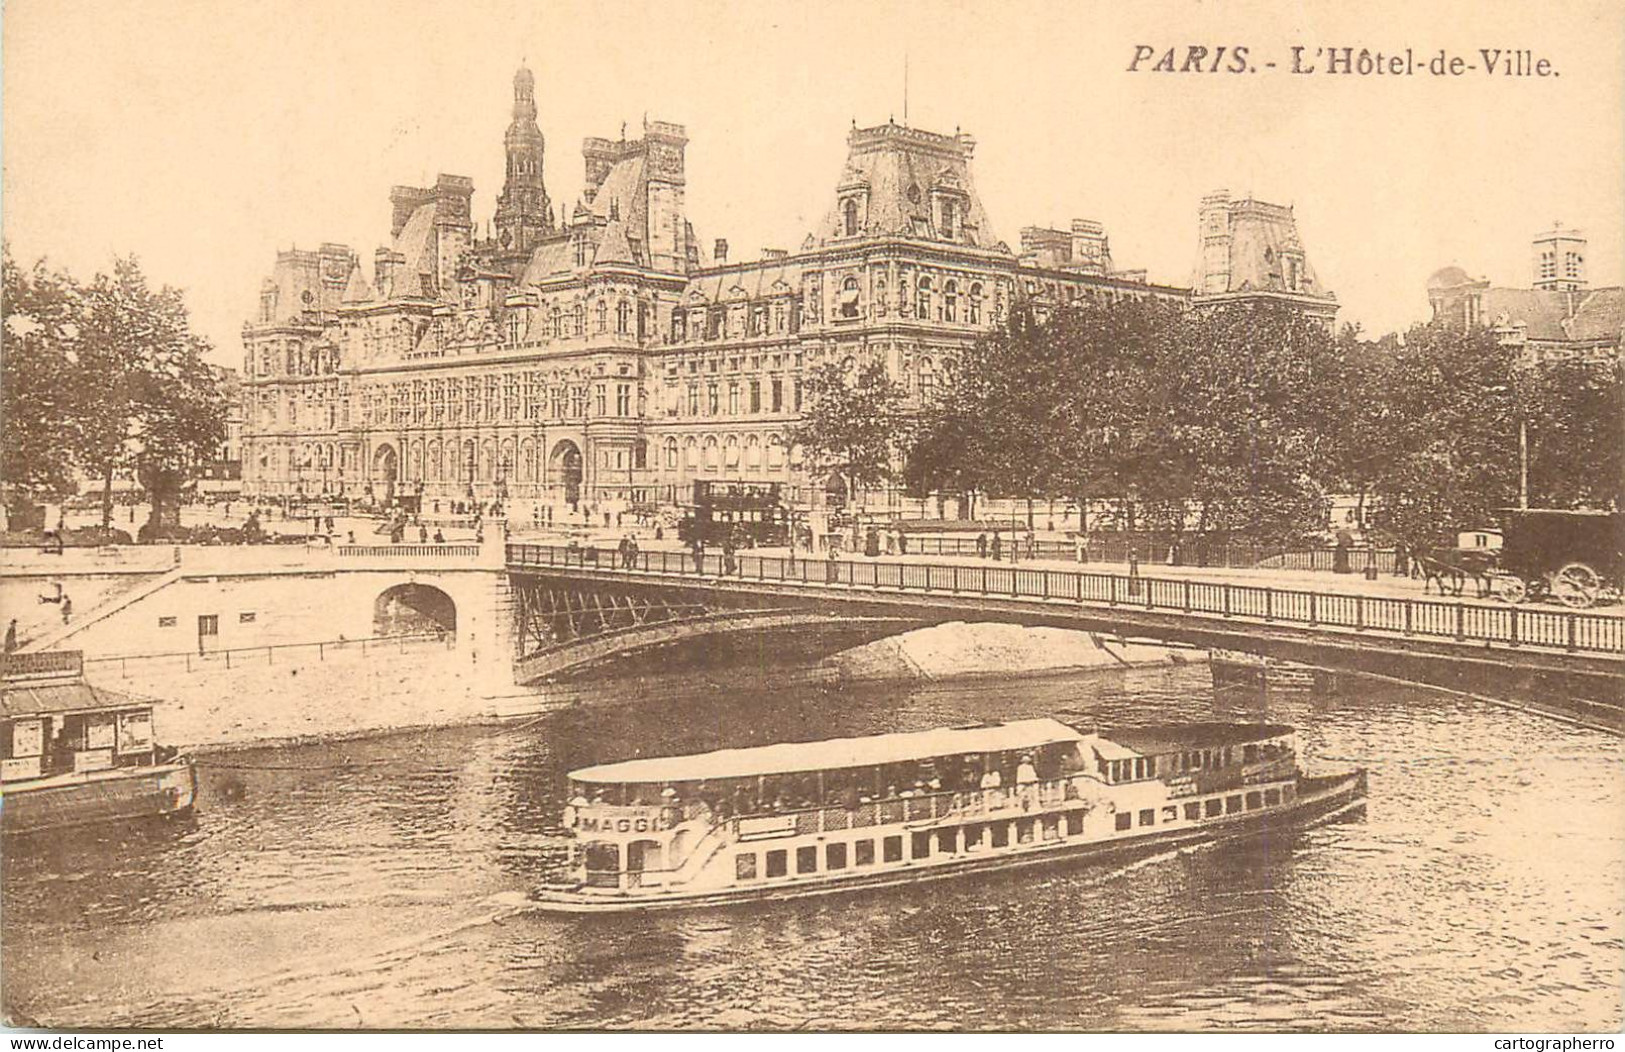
[1359,324,1520,546]
[1519,357,1623,510]
[74,257,225,534]
[792,358,908,508]
[2,248,85,518]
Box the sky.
[5,0,1622,367]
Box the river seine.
[3,661,1620,1031]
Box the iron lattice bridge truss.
[512,578,719,658]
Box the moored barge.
[533,718,1366,912]
[1,651,197,836]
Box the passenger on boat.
[1016,754,1040,808]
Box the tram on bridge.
[677,481,789,548]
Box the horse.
[1410,544,1496,598]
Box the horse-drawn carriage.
[1486,509,1623,609]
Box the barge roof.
[570,718,1086,784]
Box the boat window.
[826,843,847,870]
[1225,795,1242,814]
[1162,806,1178,822]
[991,823,1010,848]
[1244,744,1259,762]
[1204,799,1222,818]
[1183,802,1201,821]
[796,846,818,874]
[965,823,986,849]
[1265,788,1281,806]
[1041,816,1060,841]
[1138,809,1155,827]
[911,831,932,859]
[1192,752,1203,769]
[855,840,875,866]
[937,828,958,853]
[1065,811,1084,836]
[883,836,903,862]
[1283,784,1294,801]
[736,853,757,880]
[1016,819,1035,844]
[584,842,619,872]
[766,849,788,878]
[1246,792,1263,810]
[1115,812,1132,831]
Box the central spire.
[495,64,553,252]
[513,64,537,123]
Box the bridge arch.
[373,582,457,637]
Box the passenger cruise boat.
[532,718,1366,912]
[1,651,197,836]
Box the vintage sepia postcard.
[2,0,1621,1038]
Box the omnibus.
[678,481,789,547]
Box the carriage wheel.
[1551,562,1602,609]
[1491,575,1527,605]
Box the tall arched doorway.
[373,444,399,504]
[373,583,457,637]
[550,440,583,507]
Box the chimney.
[714,239,729,263]
[762,248,787,261]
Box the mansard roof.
[811,122,1004,252]
[684,259,806,302]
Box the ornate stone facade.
[240,69,1191,516]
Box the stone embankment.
[88,639,547,752]
[825,622,1204,681]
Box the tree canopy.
[905,298,1620,547]
[2,245,226,531]
[791,357,909,506]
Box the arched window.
[745,435,762,469]
[703,436,719,469]
[917,276,933,320]
[684,437,699,469]
[572,304,585,336]
[595,300,608,334]
[664,437,679,469]
[919,358,936,402]
[549,305,562,337]
[944,280,958,323]
[724,435,740,468]
[843,198,859,237]
[671,307,687,342]
[616,300,631,334]
[969,282,983,325]
[767,435,786,470]
[840,276,861,320]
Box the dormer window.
[843,198,860,237]
[941,200,956,240]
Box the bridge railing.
[897,535,1399,574]
[505,543,1624,657]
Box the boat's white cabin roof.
[570,718,1089,785]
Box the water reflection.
[3,661,1620,1031]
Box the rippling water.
[3,661,1621,1031]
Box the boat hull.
[1,760,198,836]
[531,768,1367,913]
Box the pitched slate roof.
[1482,286,1625,343]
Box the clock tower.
[493,64,554,257]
